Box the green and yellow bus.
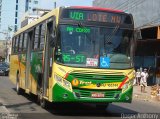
[9,6,135,109]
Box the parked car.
[0,62,9,76]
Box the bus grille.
[69,71,125,81]
[73,89,122,98]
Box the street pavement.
[133,85,153,101]
[133,85,160,103]
[0,76,160,119]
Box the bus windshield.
[55,25,134,69]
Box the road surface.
[0,76,160,119]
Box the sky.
[40,0,93,9]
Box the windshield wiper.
[104,25,120,47]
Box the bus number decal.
[107,83,119,87]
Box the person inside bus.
[100,34,121,57]
[62,32,76,54]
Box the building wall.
[93,0,160,28]
[27,0,40,13]
[0,0,40,40]
[0,0,17,40]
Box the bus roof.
[70,6,123,13]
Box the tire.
[16,73,23,95]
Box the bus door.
[25,31,34,92]
[43,17,56,97]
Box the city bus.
[9,6,135,109]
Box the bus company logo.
[96,83,101,87]
[80,81,92,85]
[72,79,79,86]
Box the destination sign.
[61,9,132,24]
[62,54,86,63]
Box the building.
[93,0,160,85]
[21,8,50,28]
[93,0,160,28]
[0,0,40,40]
[0,0,41,63]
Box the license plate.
[91,92,105,98]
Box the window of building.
[15,18,17,24]
[15,12,18,17]
[25,0,29,12]
[16,0,18,3]
[16,5,18,10]
[29,0,32,2]
[34,0,38,4]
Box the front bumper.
[52,83,133,103]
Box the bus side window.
[15,36,19,53]
[19,34,23,52]
[34,26,40,50]
[12,38,15,54]
[23,33,27,52]
[14,37,17,53]
[40,23,46,50]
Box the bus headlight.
[54,74,72,91]
[54,74,63,83]
[63,79,72,89]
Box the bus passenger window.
[12,38,15,54]
[19,34,23,52]
[15,36,19,53]
[34,26,40,50]
[40,23,46,50]
[23,33,27,52]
